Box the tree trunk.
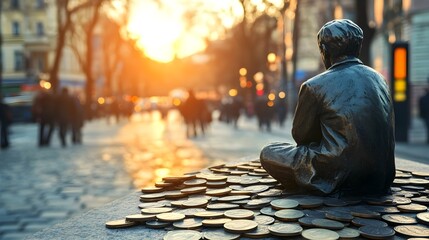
[355,0,375,66]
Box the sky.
[127,0,244,63]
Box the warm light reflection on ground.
[119,110,210,188]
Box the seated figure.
[260,19,395,196]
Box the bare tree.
[68,0,105,116]
[49,0,98,92]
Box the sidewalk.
[0,120,134,240]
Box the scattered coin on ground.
[301,228,339,240]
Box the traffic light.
[390,42,410,142]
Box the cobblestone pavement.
[0,119,135,240]
[1,109,428,239]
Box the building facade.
[1,0,85,97]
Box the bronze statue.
[260,19,395,196]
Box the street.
[0,109,428,239]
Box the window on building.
[12,21,20,36]
[14,51,24,71]
[11,0,20,9]
[36,22,44,36]
[36,0,45,9]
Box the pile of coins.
[106,160,429,239]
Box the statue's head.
[317,19,363,69]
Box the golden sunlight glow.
[98,97,105,105]
[268,93,276,101]
[374,0,384,27]
[239,68,248,76]
[334,4,343,19]
[128,0,243,63]
[267,53,276,63]
[229,88,238,97]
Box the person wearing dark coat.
[56,88,72,147]
[32,90,56,147]
[0,100,12,149]
[260,19,395,197]
[419,88,429,144]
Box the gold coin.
[173,208,206,217]
[359,226,395,239]
[183,179,207,187]
[138,202,167,209]
[224,209,255,219]
[193,211,224,219]
[270,199,299,210]
[125,214,156,222]
[171,200,187,208]
[156,212,186,222]
[382,214,417,225]
[105,219,136,229]
[163,175,195,183]
[257,189,283,197]
[218,195,250,202]
[323,198,348,207]
[351,217,388,227]
[394,225,429,238]
[203,175,228,182]
[325,210,354,222]
[254,215,275,225]
[260,206,276,217]
[268,223,303,237]
[417,212,429,225]
[274,209,304,221]
[412,172,429,177]
[206,188,231,196]
[181,186,207,195]
[409,178,429,185]
[336,227,360,239]
[172,218,203,229]
[206,181,228,188]
[140,193,165,202]
[164,190,187,199]
[155,181,176,188]
[207,203,239,210]
[141,207,173,214]
[203,229,240,240]
[350,209,380,218]
[302,228,339,240]
[163,230,202,240]
[224,219,258,233]
[397,203,428,213]
[311,218,344,230]
[146,219,170,228]
[182,198,208,208]
[202,218,232,227]
[243,225,271,238]
[241,185,270,194]
[141,187,164,193]
[258,178,278,185]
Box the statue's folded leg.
[260,143,302,192]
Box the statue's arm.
[292,83,322,145]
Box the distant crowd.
[32,87,84,147]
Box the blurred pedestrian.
[32,90,56,147]
[70,94,84,144]
[419,88,429,144]
[56,87,73,147]
[275,97,288,127]
[180,90,208,138]
[0,99,12,149]
[254,95,275,132]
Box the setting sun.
[127,0,242,63]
